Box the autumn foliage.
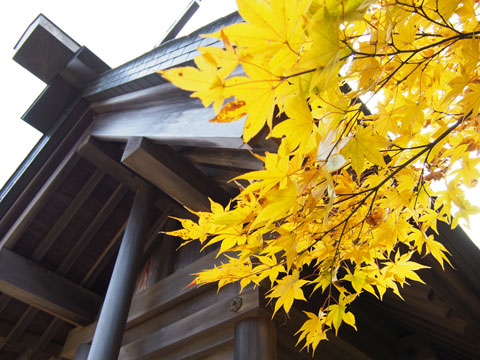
[161,0,480,352]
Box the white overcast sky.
[0,0,237,188]
[0,0,479,246]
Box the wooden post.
[74,344,90,360]
[87,186,154,360]
[234,317,277,360]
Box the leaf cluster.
[161,0,480,352]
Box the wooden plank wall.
[62,251,261,359]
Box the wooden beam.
[31,168,105,261]
[62,251,223,358]
[121,283,240,347]
[0,155,81,250]
[77,136,145,191]
[2,170,107,348]
[0,306,38,351]
[414,254,480,326]
[155,327,234,360]
[126,250,219,328]
[396,335,439,360]
[0,102,91,241]
[57,184,128,274]
[90,84,246,149]
[177,146,263,171]
[0,293,10,313]
[9,185,129,357]
[0,155,83,251]
[0,249,101,325]
[122,137,230,211]
[18,318,64,360]
[77,136,177,211]
[370,298,479,359]
[0,114,96,353]
[63,283,241,360]
[118,285,260,359]
[81,221,126,288]
[435,222,480,289]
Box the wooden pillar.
[234,317,277,360]
[87,186,154,360]
[74,344,90,360]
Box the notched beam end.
[122,137,230,212]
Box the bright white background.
[0,0,478,246]
[0,0,237,187]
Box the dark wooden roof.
[82,12,243,102]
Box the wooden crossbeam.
[118,285,259,359]
[0,103,92,242]
[90,83,245,150]
[1,168,107,352]
[78,136,144,190]
[177,146,263,171]
[0,249,101,326]
[122,137,230,211]
[13,184,128,357]
[62,252,224,358]
[77,136,177,211]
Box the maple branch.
[345,30,480,60]
[303,116,465,257]
[335,116,464,206]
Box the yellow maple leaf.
[343,268,376,296]
[295,311,328,353]
[268,270,308,315]
[224,75,276,142]
[159,55,225,113]
[342,126,387,175]
[383,251,429,287]
[424,235,452,270]
[271,94,314,151]
[210,100,247,123]
[325,303,357,335]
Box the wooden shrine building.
[1,9,480,360]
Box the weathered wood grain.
[17,317,64,360]
[31,169,105,261]
[177,146,263,171]
[62,251,227,358]
[90,84,245,149]
[87,186,155,360]
[77,136,178,212]
[119,285,259,359]
[0,249,101,326]
[234,317,277,360]
[157,328,234,360]
[57,184,127,274]
[122,137,230,211]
